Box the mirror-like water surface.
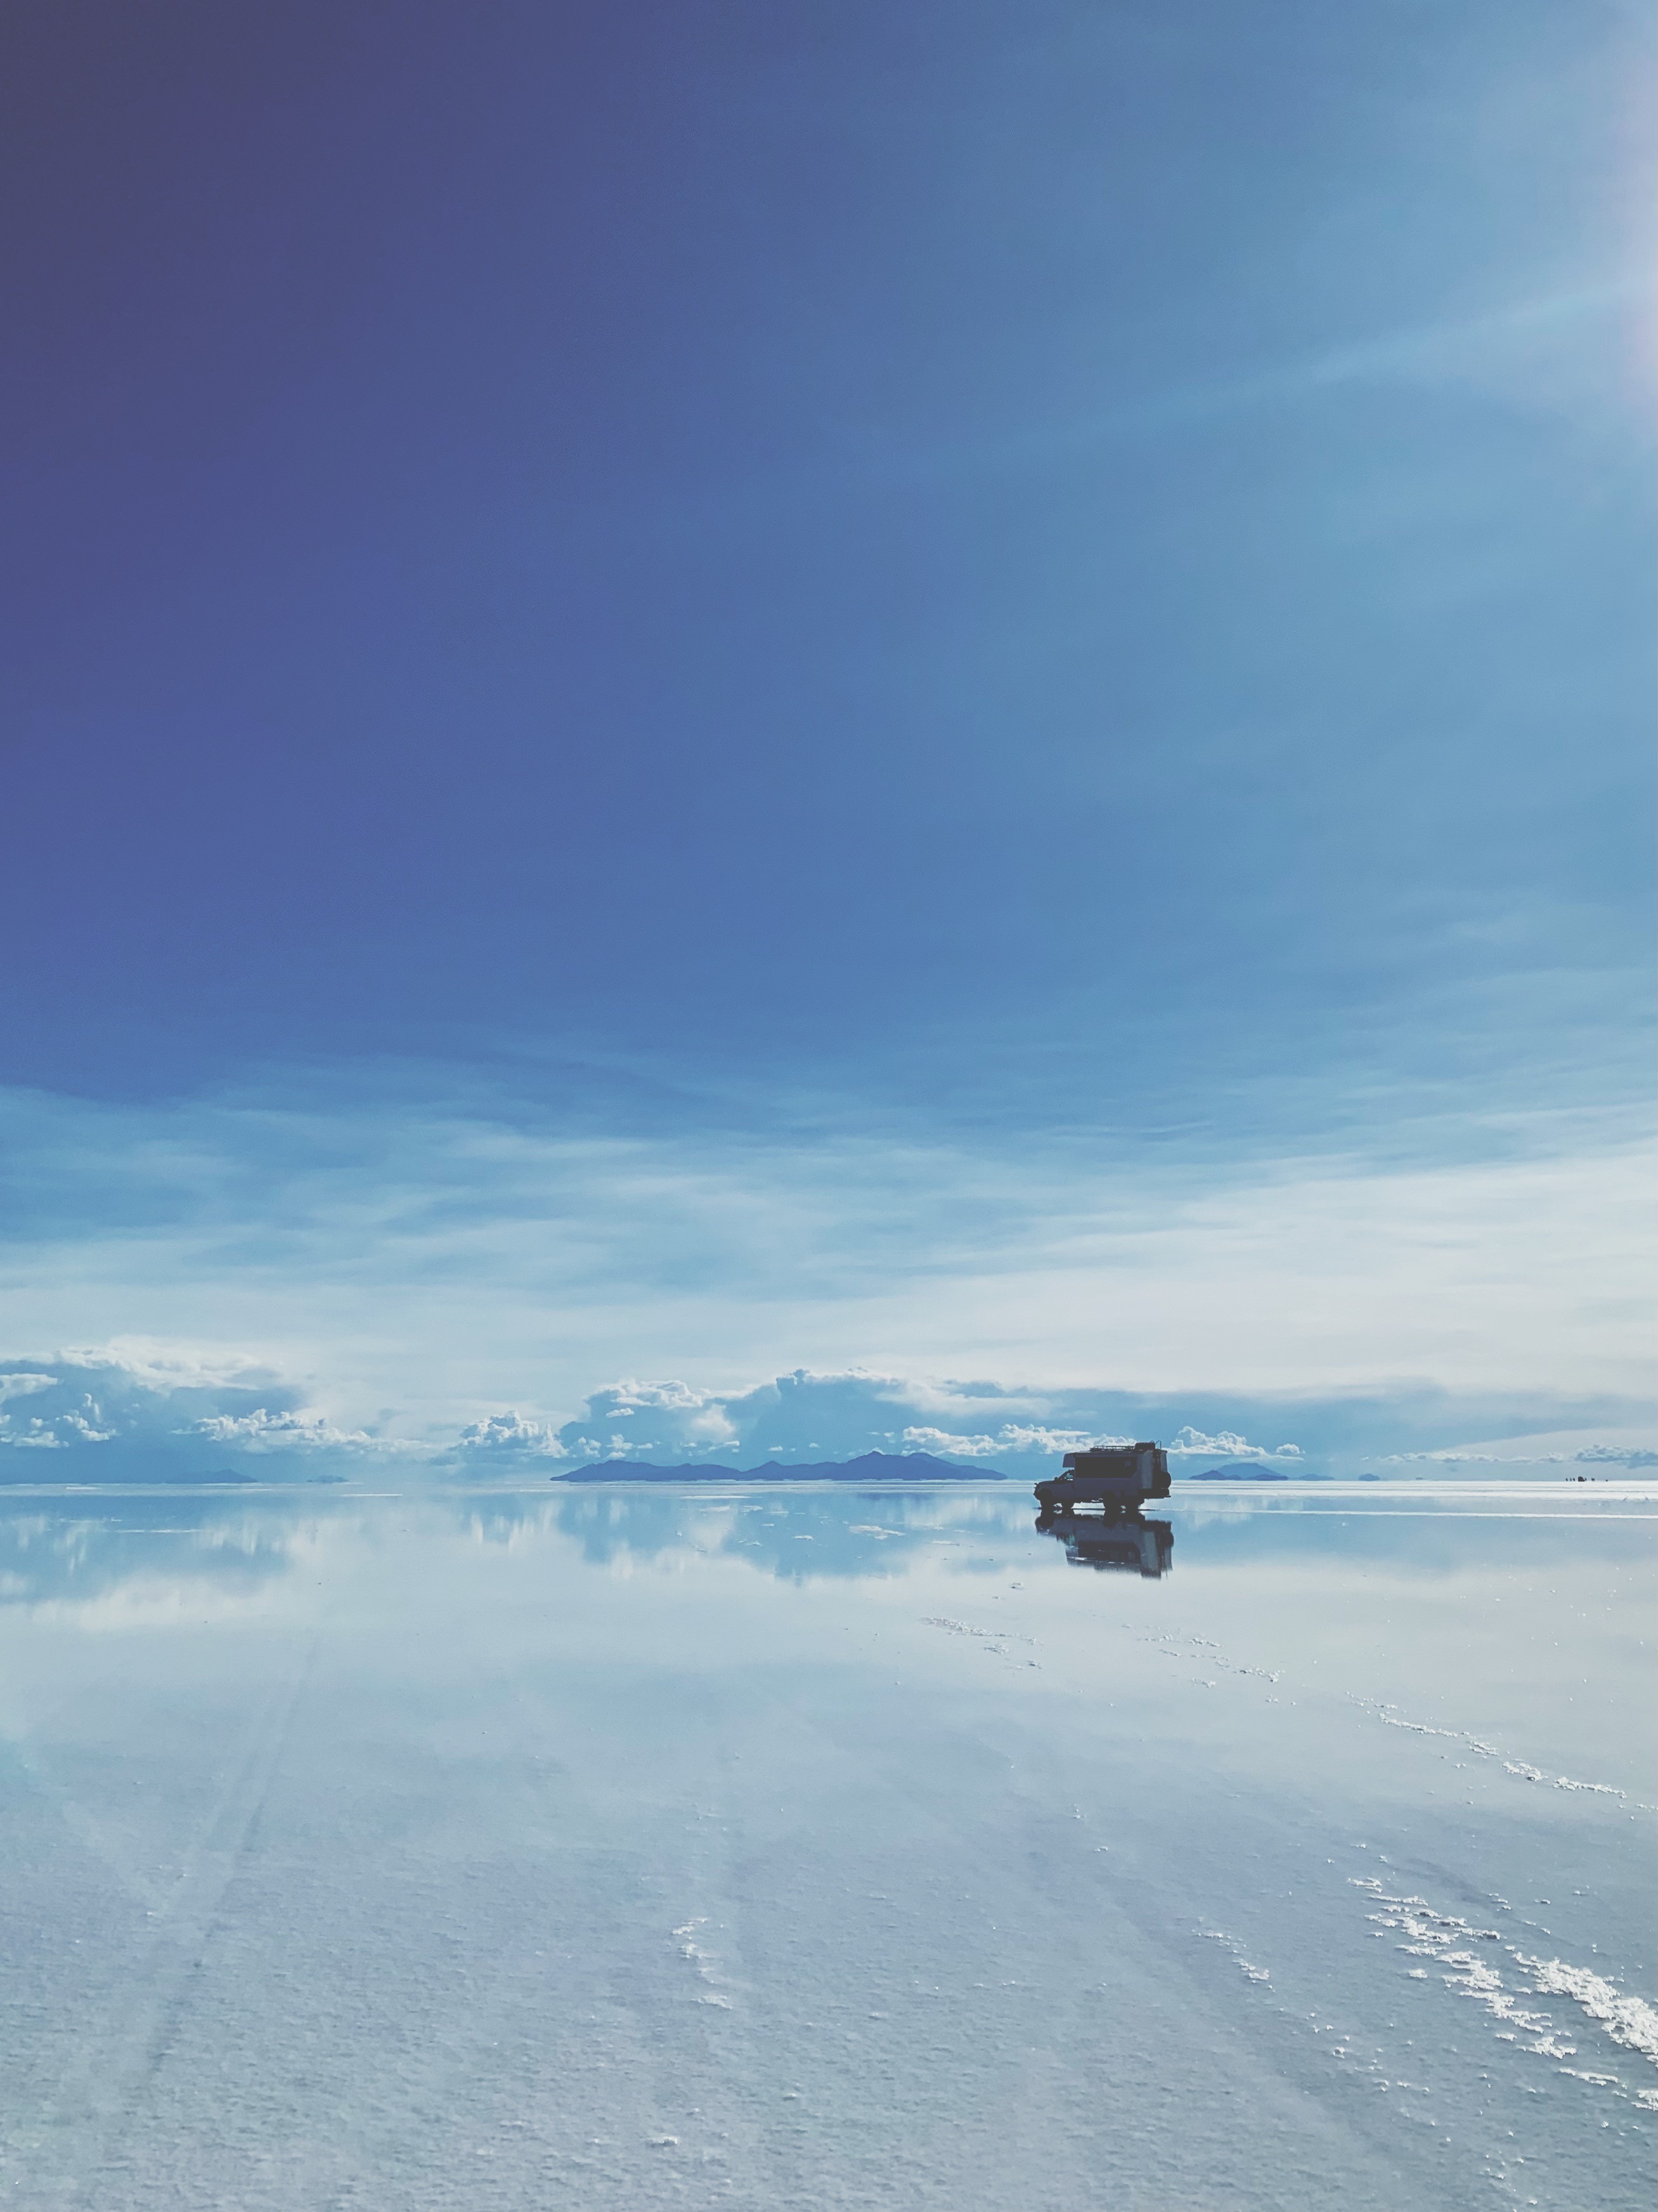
[1,1483,1652,2210]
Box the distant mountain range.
[559,1449,999,1483]
[1182,1464,1290,1481]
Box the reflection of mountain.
[1036,1510,1174,1578]
[554,1488,1014,1579]
[0,1488,1028,1613]
[562,1450,998,1483]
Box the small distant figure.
[1033,1441,1171,1515]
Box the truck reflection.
[1035,1508,1174,1578]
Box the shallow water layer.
[0,1482,1652,2211]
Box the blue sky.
[1,2,1652,1476]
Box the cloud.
[544,1372,1288,1474]
[2,1076,1650,1452]
[0,1372,56,1407]
[899,1424,1127,1461]
[3,1348,1648,1486]
[1169,1427,1303,1461]
[194,1408,380,1455]
[454,1412,562,1458]
[1385,1441,1657,1469]
[0,1067,1650,1479]
[552,1378,745,1463]
[0,1350,399,1481]
[1376,1426,1657,1470]
[544,1370,1150,1471]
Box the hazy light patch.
[945,275,1655,488]
[16,1578,297,1634]
[1383,1428,1658,1469]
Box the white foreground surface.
[0,1481,1653,2209]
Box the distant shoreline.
[560,1450,999,1483]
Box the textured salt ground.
[0,1486,1651,2210]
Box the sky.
[1,0,1652,1478]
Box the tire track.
[23,1648,316,2204]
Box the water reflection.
[3,1480,1649,1621]
[0,1484,1650,2211]
[0,1492,306,1611]
[0,1485,1021,1611]
[552,1486,1007,1580]
[1035,1507,1174,1578]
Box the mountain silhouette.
[559,1448,999,1483]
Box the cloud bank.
[3,1351,1652,1485]
[447,1370,1653,1481]
[523,1372,1316,1474]
[0,1348,401,1482]
[3,1077,1652,1449]
[1,1066,1651,1483]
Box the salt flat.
[0,1482,1652,2210]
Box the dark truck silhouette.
[1042,1515,1174,1578]
[1033,1441,1171,1514]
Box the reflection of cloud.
[0,1494,317,1617]
[20,1578,293,1633]
[554,1487,1016,1582]
[0,1487,1023,1635]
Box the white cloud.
[0,1350,397,1480]
[1,1348,1647,1485]
[541,1378,749,1464]
[0,1372,56,1406]
[0,1076,1649,1467]
[549,1375,1275,1473]
[1388,1433,1658,1469]
[900,1424,1126,1461]
[193,1407,384,1455]
[455,1411,562,1457]
[1169,1427,1303,1461]
[1383,1426,1658,1469]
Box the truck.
[1032,1441,1171,1514]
